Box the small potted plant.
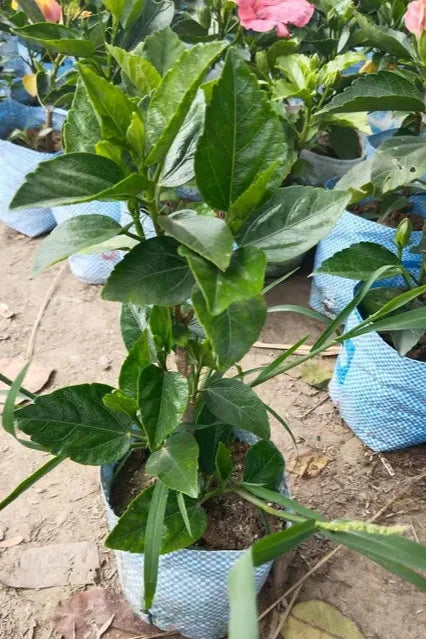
[315,219,426,451]
[311,133,426,316]
[4,41,426,639]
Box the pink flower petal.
[405,0,426,35]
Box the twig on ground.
[258,471,426,622]
[269,584,303,639]
[128,631,180,639]
[26,264,66,360]
[301,395,329,419]
[96,614,115,639]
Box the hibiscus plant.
[2,32,426,637]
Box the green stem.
[234,487,305,525]
[106,15,119,80]
[0,373,36,400]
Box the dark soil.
[109,440,282,551]
[404,333,426,362]
[12,126,62,153]
[380,209,425,231]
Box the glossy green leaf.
[15,0,44,22]
[356,12,413,60]
[121,0,146,29]
[205,378,270,439]
[195,406,232,474]
[107,45,161,95]
[146,41,227,164]
[15,23,94,57]
[0,456,64,513]
[215,441,233,481]
[120,303,150,351]
[193,292,266,370]
[144,479,168,608]
[125,0,174,48]
[149,306,172,354]
[241,484,325,521]
[146,431,199,497]
[243,440,284,490]
[119,331,155,398]
[177,490,192,536]
[1,363,43,451]
[159,210,233,271]
[138,365,189,451]
[10,153,144,210]
[33,215,122,275]
[63,81,101,154]
[126,111,145,163]
[102,0,125,18]
[252,520,317,566]
[106,486,207,553]
[317,242,401,280]
[78,64,136,141]
[195,48,286,228]
[237,187,351,262]
[102,237,195,306]
[103,390,137,417]
[141,26,185,75]
[228,551,258,639]
[181,247,266,315]
[359,307,426,334]
[319,71,425,114]
[158,90,205,187]
[371,136,426,193]
[15,384,132,464]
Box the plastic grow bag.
[100,435,287,639]
[329,306,426,451]
[309,195,426,318]
[298,146,366,187]
[0,98,66,236]
[52,202,124,285]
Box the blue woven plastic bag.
[52,202,124,285]
[330,307,426,451]
[0,98,66,236]
[100,431,287,639]
[310,196,426,318]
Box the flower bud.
[395,218,413,251]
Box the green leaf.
[15,384,132,464]
[149,306,172,354]
[33,215,122,275]
[177,490,192,536]
[243,440,284,490]
[228,551,258,639]
[2,363,43,451]
[119,331,155,398]
[252,520,317,566]
[146,41,227,165]
[321,529,426,592]
[126,111,145,163]
[316,242,401,280]
[283,600,366,639]
[158,90,205,187]
[237,187,351,262]
[15,24,94,57]
[120,303,150,351]
[319,72,425,114]
[63,81,101,154]
[106,486,207,553]
[125,0,174,48]
[103,390,137,417]
[159,210,233,271]
[121,0,146,29]
[195,48,286,228]
[107,45,161,96]
[144,480,168,609]
[138,365,189,451]
[241,484,325,521]
[102,0,125,18]
[371,136,426,193]
[193,292,266,370]
[181,247,266,315]
[141,26,185,75]
[195,407,232,473]
[215,441,233,481]
[301,361,333,390]
[204,378,270,439]
[356,12,413,60]
[78,64,136,141]
[146,431,199,497]
[335,157,374,200]
[10,153,144,210]
[0,456,64,513]
[102,237,195,306]
[15,0,44,23]
[360,307,426,334]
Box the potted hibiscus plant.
[3,40,426,639]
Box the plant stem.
[106,15,119,80]
[0,373,36,400]
[234,487,306,525]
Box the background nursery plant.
[3,36,426,639]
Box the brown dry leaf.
[0,535,24,548]
[282,600,365,638]
[301,362,332,390]
[0,357,54,395]
[288,450,330,478]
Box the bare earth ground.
[1,223,426,639]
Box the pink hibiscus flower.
[236,0,315,38]
[405,0,426,35]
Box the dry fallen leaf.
[0,535,24,548]
[288,450,330,478]
[282,600,365,639]
[301,361,332,390]
[0,357,54,396]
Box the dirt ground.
[1,223,426,639]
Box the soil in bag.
[110,439,282,552]
[349,199,424,230]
